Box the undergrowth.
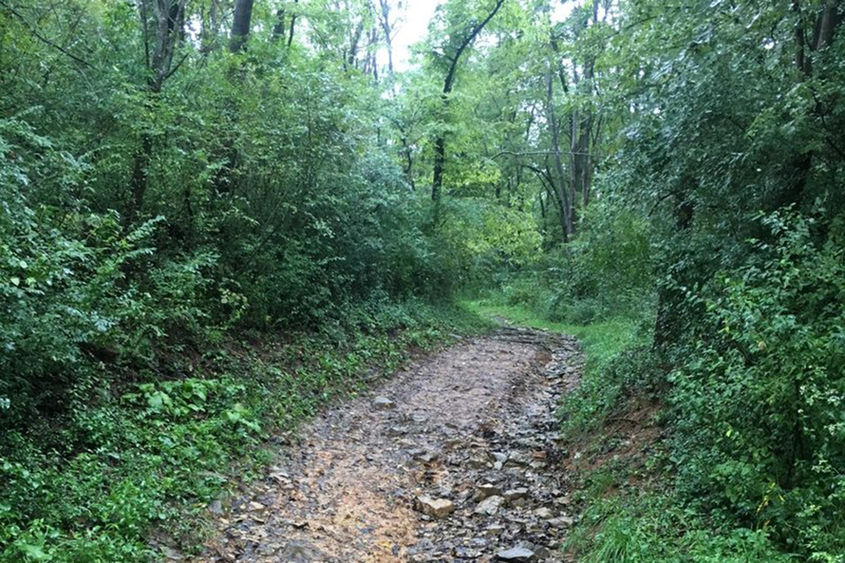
[468,282,834,562]
[0,299,488,561]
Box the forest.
[0,0,842,561]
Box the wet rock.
[486,523,506,534]
[453,545,483,558]
[474,495,504,516]
[278,540,322,561]
[444,437,464,449]
[496,546,535,561]
[475,483,502,500]
[466,452,491,469]
[553,495,571,506]
[197,330,585,562]
[548,515,574,528]
[388,425,409,436]
[373,396,395,410]
[505,451,533,467]
[503,487,529,502]
[415,495,455,518]
[409,448,438,463]
[161,546,184,560]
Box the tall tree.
[429,0,506,210]
[229,0,256,53]
[128,0,188,225]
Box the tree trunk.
[272,8,286,41]
[288,1,299,48]
[544,71,572,241]
[432,132,447,205]
[347,20,364,69]
[653,195,694,349]
[780,0,841,208]
[127,0,186,226]
[229,0,255,53]
[377,0,395,80]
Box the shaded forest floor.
[183,327,586,562]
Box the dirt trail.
[196,328,582,562]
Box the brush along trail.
[195,328,583,562]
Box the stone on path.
[278,540,322,562]
[548,516,574,528]
[496,546,536,561]
[415,495,455,518]
[373,396,395,410]
[198,331,584,562]
[474,495,504,516]
[503,487,529,502]
[475,483,502,500]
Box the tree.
[229,0,256,53]
[128,0,189,225]
[429,0,506,211]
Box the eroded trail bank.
[197,328,583,562]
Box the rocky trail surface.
[196,327,583,562]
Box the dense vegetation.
[1,0,842,561]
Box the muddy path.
[196,327,583,562]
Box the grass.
[463,298,641,372]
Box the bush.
[0,117,215,442]
[667,210,844,558]
[568,493,792,563]
[512,200,656,325]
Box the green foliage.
[3,0,844,560]
[0,300,486,560]
[544,201,655,324]
[440,198,542,289]
[472,198,654,325]
[549,0,845,559]
[667,211,844,558]
[567,492,793,563]
[0,117,212,427]
[465,299,653,436]
[0,2,501,556]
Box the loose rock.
[474,495,504,516]
[373,396,395,410]
[503,487,529,502]
[415,495,455,518]
[496,546,536,561]
[196,331,583,562]
[475,483,502,500]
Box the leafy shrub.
[499,200,655,325]
[439,197,542,290]
[0,117,216,429]
[667,210,844,558]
